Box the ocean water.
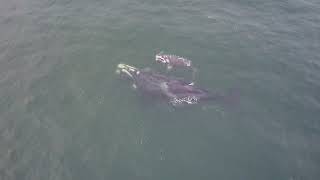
[0,0,319,179]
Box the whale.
[116,63,219,106]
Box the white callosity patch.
[115,63,140,79]
[170,96,198,106]
[155,53,192,67]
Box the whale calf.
[116,63,218,107]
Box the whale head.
[115,63,140,80]
[155,53,168,64]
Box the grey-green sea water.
[1,0,319,179]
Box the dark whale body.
[116,64,216,106]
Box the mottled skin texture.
[155,52,197,83]
[155,53,192,69]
